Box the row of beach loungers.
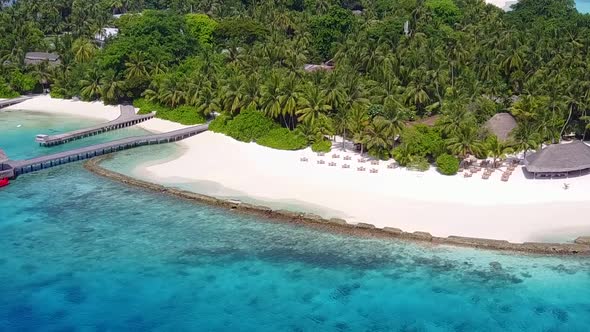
[299,153,400,173]
[315,152,383,165]
[463,160,519,182]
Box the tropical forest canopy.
[2,0,590,171]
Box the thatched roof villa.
[485,113,517,142]
[24,52,60,66]
[524,141,590,178]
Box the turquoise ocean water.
[1,111,590,331]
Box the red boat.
[0,178,9,188]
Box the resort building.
[485,113,517,142]
[94,28,119,46]
[303,59,334,72]
[24,52,60,66]
[524,141,590,178]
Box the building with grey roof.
[24,52,61,66]
[524,141,590,178]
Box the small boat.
[0,178,9,188]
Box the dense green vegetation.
[135,98,206,124]
[436,154,460,175]
[2,0,590,162]
[210,109,307,149]
[312,139,333,153]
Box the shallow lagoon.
[1,111,590,331]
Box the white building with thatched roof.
[485,113,517,142]
[525,141,590,178]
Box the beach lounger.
[332,154,340,159]
[344,156,352,160]
[317,160,325,164]
[328,162,336,166]
[370,168,378,173]
[299,157,308,162]
[371,160,379,165]
[342,164,350,169]
[357,167,366,171]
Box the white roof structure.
[485,0,518,11]
[95,28,119,42]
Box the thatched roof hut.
[525,141,590,176]
[24,52,60,66]
[485,113,517,142]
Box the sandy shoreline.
[137,132,590,243]
[5,96,590,244]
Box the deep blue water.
[1,111,590,331]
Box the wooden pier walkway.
[0,96,33,109]
[0,124,208,179]
[36,105,155,146]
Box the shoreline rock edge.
[83,155,590,256]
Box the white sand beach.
[137,132,590,243]
[5,95,121,121]
[5,96,590,243]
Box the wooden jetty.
[0,124,208,179]
[35,105,154,146]
[0,96,33,109]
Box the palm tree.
[159,79,187,108]
[437,104,473,137]
[364,116,392,159]
[485,135,513,168]
[279,73,300,129]
[348,105,370,155]
[100,71,124,104]
[381,98,408,147]
[260,71,283,120]
[72,38,96,63]
[295,121,319,143]
[80,68,102,101]
[149,59,169,77]
[31,62,51,93]
[446,125,484,158]
[511,122,541,160]
[333,108,350,150]
[125,52,149,80]
[189,80,220,116]
[296,84,331,126]
[220,74,244,114]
